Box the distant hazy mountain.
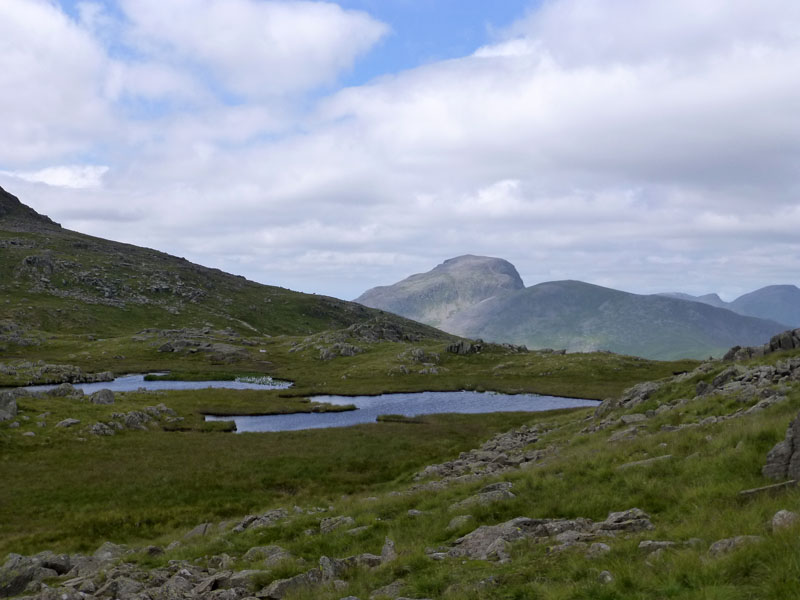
[355,255,524,329]
[660,292,728,309]
[357,256,789,360]
[730,285,800,328]
[446,280,786,360]
[660,285,800,327]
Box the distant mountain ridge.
[357,256,791,360]
[660,285,800,328]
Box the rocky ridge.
[723,327,800,361]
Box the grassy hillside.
[2,341,799,598]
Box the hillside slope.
[0,186,449,341]
[356,255,524,329]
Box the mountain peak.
[356,254,524,328]
[0,186,60,230]
[435,254,525,287]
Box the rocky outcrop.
[443,508,653,562]
[0,321,41,347]
[763,410,800,480]
[448,482,515,511]
[591,356,800,440]
[413,424,545,483]
[90,389,114,405]
[724,328,800,361]
[0,361,113,387]
[708,535,763,557]
[86,405,181,436]
[0,390,19,422]
[319,343,363,361]
[233,508,289,533]
[446,340,482,355]
[320,515,356,534]
[594,380,663,417]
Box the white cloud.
[119,0,389,98]
[0,0,113,165]
[2,0,799,301]
[2,165,109,189]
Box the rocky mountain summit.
[355,255,524,329]
[357,257,788,360]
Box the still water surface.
[24,374,292,394]
[205,390,598,433]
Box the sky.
[1,0,799,302]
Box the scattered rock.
[0,390,19,422]
[88,422,115,436]
[90,389,115,405]
[234,508,289,532]
[771,509,799,532]
[763,410,800,481]
[93,541,128,562]
[585,543,611,558]
[447,515,474,531]
[381,538,397,563]
[597,508,654,532]
[448,482,515,511]
[320,515,356,534]
[708,535,764,557]
[56,418,80,428]
[638,540,676,554]
[446,340,482,355]
[607,426,642,443]
[260,567,322,599]
[184,522,213,539]
[598,570,614,583]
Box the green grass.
[0,410,543,557]
[2,349,800,598]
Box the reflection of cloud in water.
[207,390,598,433]
[24,373,291,394]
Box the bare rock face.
[763,411,800,481]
